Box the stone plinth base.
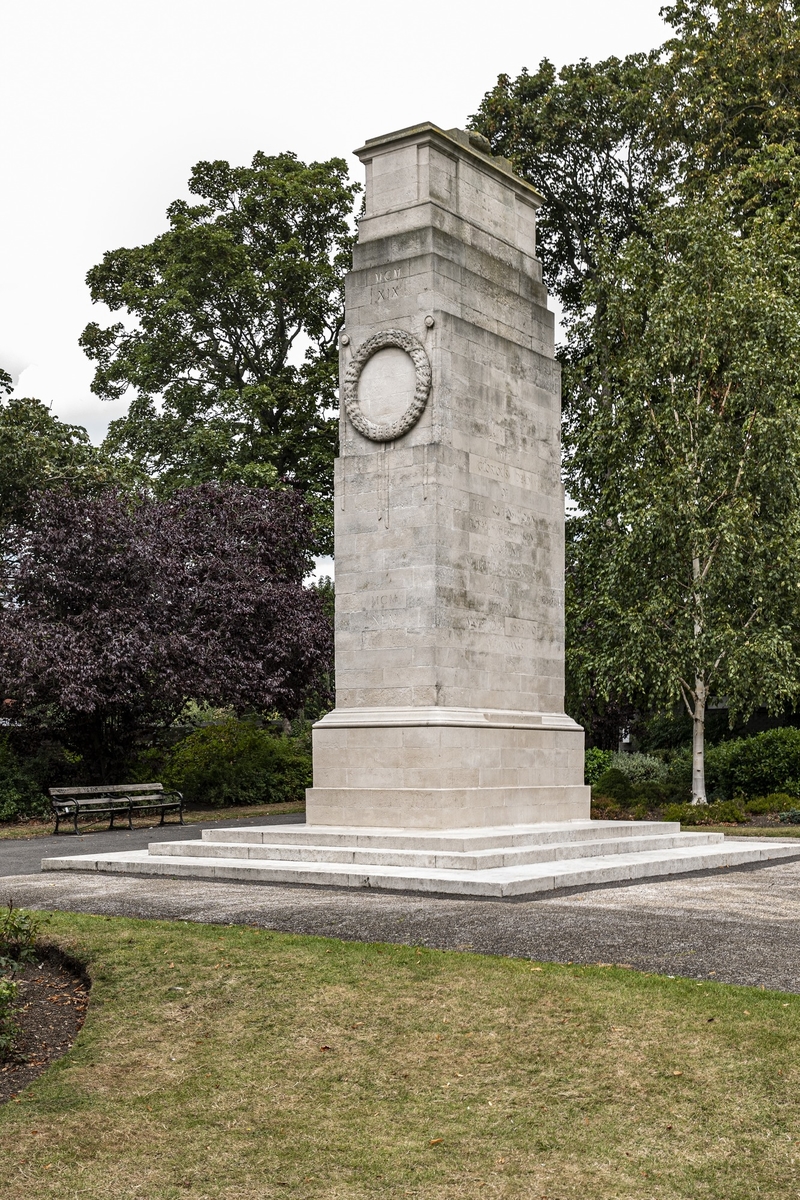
[307,706,589,829]
[305,787,588,829]
[41,821,800,898]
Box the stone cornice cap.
[354,121,544,209]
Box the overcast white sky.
[2,0,667,442]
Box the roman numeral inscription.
[370,266,403,304]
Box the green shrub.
[592,767,636,804]
[704,727,800,799]
[661,750,692,802]
[662,803,687,824]
[162,719,312,807]
[592,763,674,808]
[609,752,668,784]
[779,809,800,825]
[631,779,670,805]
[0,735,49,823]
[745,793,796,815]
[711,801,748,825]
[0,976,19,1061]
[590,795,624,818]
[0,781,49,823]
[0,903,45,974]
[663,801,747,826]
[584,748,613,786]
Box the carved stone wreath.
[343,329,431,442]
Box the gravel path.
[4,848,800,993]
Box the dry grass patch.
[692,825,800,838]
[0,913,799,1198]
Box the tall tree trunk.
[691,677,707,805]
[690,548,708,806]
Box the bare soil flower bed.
[0,952,89,1105]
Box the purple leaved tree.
[0,484,333,780]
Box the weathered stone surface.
[308,122,589,828]
[40,823,800,898]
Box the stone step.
[198,820,681,852]
[153,830,724,870]
[41,837,800,898]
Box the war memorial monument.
[44,123,799,893]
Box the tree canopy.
[0,484,333,780]
[80,151,361,554]
[564,202,800,800]
[472,0,800,796]
[0,392,127,534]
[471,52,671,312]
[472,2,800,302]
[660,0,800,194]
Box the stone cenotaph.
[306,122,588,829]
[44,126,800,893]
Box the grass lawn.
[1,915,799,1198]
[0,802,305,840]
[684,825,800,838]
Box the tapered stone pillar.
[306,123,590,829]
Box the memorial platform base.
[41,820,800,899]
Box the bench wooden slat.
[52,799,130,809]
[49,783,164,797]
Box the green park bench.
[48,783,184,835]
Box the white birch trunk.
[691,677,708,805]
[690,548,708,806]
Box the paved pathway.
[3,826,800,993]
[0,811,305,876]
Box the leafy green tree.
[472,4,800,310]
[471,53,672,311]
[81,152,361,554]
[472,2,800,779]
[0,391,123,534]
[660,0,800,198]
[564,202,800,802]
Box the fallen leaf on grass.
[320,1045,333,1052]
[672,1071,683,1076]
[429,1138,443,1146]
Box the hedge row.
[589,725,800,803]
